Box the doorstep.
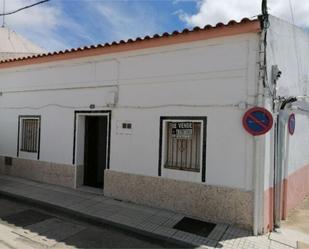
[76,185,104,195]
[0,175,260,249]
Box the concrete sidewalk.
[0,175,297,249]
[270,197,309,249]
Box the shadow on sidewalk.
[0,196,186,249]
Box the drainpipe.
[273,110,283,228]
[273,97,297,229]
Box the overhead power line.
[0,0,50,17]
[288,0,295,25]
[1,0,4,27]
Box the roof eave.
[0,18,261,70]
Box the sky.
[1,0,309,52]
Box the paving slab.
[0,174,304,249]
[3,209,53,227]
[279,197,309,247]
[298,242,309,249]
[29,219,85,247]
[208,223,229,241]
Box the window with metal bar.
[164,122,201,172]
[20,119,39,153]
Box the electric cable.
[288,0,303,91]
[260,0,273,98]
[0,103,248,110]
[0,0,50,16]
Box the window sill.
[20,150,38,153]
[164,165,200,173]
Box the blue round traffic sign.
[288,113,295,135]
[243,107,273,136]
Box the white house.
[0,15,307,235]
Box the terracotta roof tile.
[0,17,261,68]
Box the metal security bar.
[21,119,39,153]
[164,122,201,172]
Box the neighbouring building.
[0,26,44,60]
[0,15,308,235]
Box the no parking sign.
[243,107,273,136]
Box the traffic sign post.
[288,113,295,135]
[243,107,273,136]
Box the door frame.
[73,111,111,187]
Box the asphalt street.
[0,196,183,249]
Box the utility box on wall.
[116,121,133,135]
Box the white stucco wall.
[267,16,309,97]
[266,16,309,182]
[0,33,260,190]
[286,112,309,172]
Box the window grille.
[20,119,39,153]
[164,122,201,172]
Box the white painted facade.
[0,16,308,233]
[260,16,309,190]
[260,16,309,231]
[266,16,309,177]
[0,33,260,190]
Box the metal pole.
[274,112,283,228]
[2,0,5,27]
[262,0,268,15]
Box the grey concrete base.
[75,164,84,187]
[0,156,75,188]
[104,170,253,229]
